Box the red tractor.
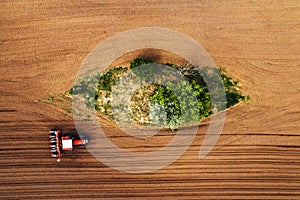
[49,130,88,162]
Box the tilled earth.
[0,0,300,199]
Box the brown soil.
[1,0,299,199]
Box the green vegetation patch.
[89,57,248,130]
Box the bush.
[97,67,128,93]
[149,80,210,130]
[220,68,248,108]
[130,57,153,69]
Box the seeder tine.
[50,149,57,153]
[51,153,58,158]
[50,132,56,136]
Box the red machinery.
[49,130,88,162]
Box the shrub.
[130,57,153,69]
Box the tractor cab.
[61,135,73,151]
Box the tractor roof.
[62,139,73,150]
